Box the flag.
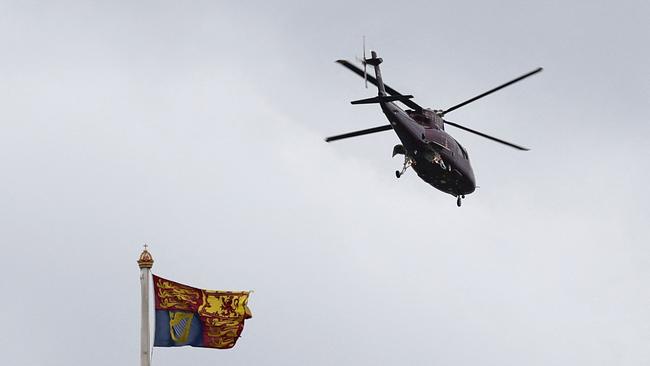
[152,274,252,349]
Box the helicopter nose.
[463,176,476,194]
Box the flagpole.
[138,246,154,366]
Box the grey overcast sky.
[1,0,648,365]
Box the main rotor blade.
[325,124,393,142]
[443,119,529,150]
[336,60,423,111]
[442,67,543,115]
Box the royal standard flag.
[153,275,252,349]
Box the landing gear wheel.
[457,196,462,207]
[396,156,413,178]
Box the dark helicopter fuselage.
[381,103,476,196]
[329,51,539,206]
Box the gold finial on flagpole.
[138,244,154,269]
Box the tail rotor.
[354,36,370,88]
[362,36,368,88]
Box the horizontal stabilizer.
[337,60,423,111]
[351,95,414,105]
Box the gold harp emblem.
[169,311,194,343]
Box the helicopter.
[326,49,542,207]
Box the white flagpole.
[138,245,154,366]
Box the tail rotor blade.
[363,36,368,88]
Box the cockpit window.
[459,144,468,159]
[407,110,431,126]
[454,139,468,159]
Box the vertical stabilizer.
[365,51,386,96]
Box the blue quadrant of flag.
[154,310,204,347]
